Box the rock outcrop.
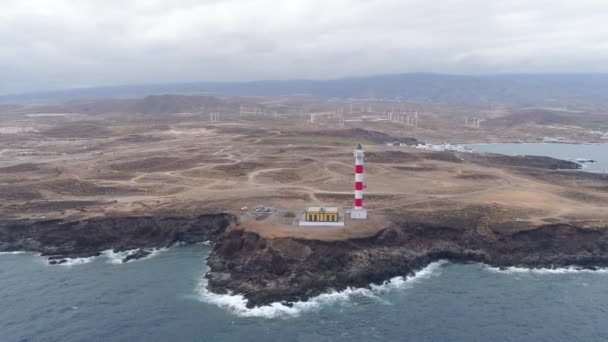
[122,248,152,263]
[206,221,608,307]
[0,214,235,260]
[460,152,582,170]
[2,210,608,308]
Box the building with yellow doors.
[304,207,339,222]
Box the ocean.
[2,143,608,341]
[2,247,608,342]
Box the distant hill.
[481,108,608,130]
[483,109,578,128]
[3,73,608,107]
[10,95,225,115]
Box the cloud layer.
[2,0,608,94]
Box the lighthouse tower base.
[350,208,367,219]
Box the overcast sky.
[2,0,608,94]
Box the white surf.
[39,247,169,266]
[484,265,608,274]
[50,255,98,266]
[197,260,447,319]
[103,248,168,264]
[103,249,137,264]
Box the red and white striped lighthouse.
[351,143,368,219]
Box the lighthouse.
[351,143,368,219]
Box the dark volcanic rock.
[461,152,581,170]
[0,214,235,260]
[206,222,608,308]
[122,248,151,263]
[48,259,67,265]
[367,150,462,164]
[300,128,421,145]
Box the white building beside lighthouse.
[351,143,368,219]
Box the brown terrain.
[1,94,608,304]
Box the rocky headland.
[206,220,608,308]
[0,152,606,307]
[2,201,607,306]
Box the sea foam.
[197,260,447,319]
[0,251,27,255]
[484,265,608,274]
[103,250,137,264]
[103,248,168,264]
[39,248,169,266]
[51,255,98,266]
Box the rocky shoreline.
[206,220,608,308]
[0,214,235,263]
[0,151,605,305]
[2,211,608,307]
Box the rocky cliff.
[0,214,235,259]
[206,220,608,307]
[2,211,607,307]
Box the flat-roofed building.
[305,206,339,222]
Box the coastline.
[205,221,608,308]
[199,259,608,318]
[463,142,608,174]
[1,149,607,309]
[0,214,235,263]
[2,211,608,309]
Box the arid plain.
[2,95,608,241]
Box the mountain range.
[2,73,608,107]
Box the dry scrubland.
[1,96,608,241]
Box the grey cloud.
[1,0,608,94]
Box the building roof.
[306,206,338,213]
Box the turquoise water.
[465,143,608,173]
[2,246,608,342]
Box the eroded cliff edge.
[2,210,608,308]
[206,219,608,308]
[0,213,235,260]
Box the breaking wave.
[40,248,169,266]
[484,265,608,274]
[103,250,136,264]
[197,260,447,319]
[51,256,98,266]
[103,248,168,264]
[0,251,27,255]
